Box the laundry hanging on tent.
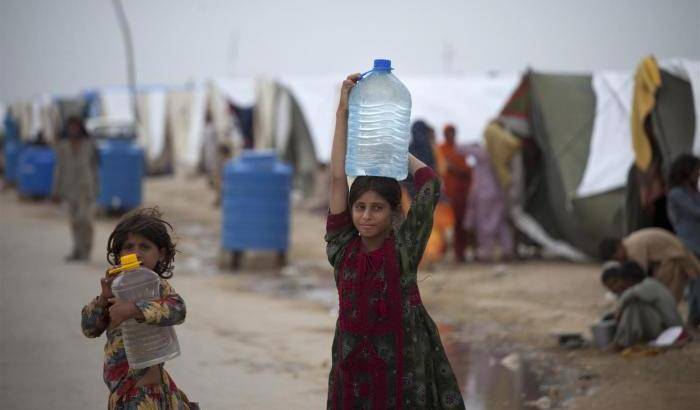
[631,56,662,171]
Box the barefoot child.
[325,74,464,409]
[81,207,197,409]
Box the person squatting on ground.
[667,154,700,327]
[81,208,198,409]
[324,74,464,409]
[601,261,683,349]
[51,116,99,261]
[599,227,700,304]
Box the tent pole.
[111,0,139,126]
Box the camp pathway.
[0,191,334,410]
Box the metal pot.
[590,319,617,348]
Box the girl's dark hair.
[106,207,177,279]
[668,154,700,188]
[348,176,402,211]
[600,261,645,285]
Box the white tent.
[91,86,169,164]
[278,73,521,163]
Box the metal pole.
[111,0,139,125]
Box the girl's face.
[120,233,164,271]
[351,190,393,239]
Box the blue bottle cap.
[373,59,392,71]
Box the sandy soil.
[145,173,700,410]
[3,172,698,409]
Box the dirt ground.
[3,172,699,409]
[147,173,700,410]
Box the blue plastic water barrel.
[222,151,293,252]
[17,146,55,197]
[97,138,144,211]
[4,139,24,183]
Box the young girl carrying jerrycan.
[325,74,465,409]
[81,207,198,409]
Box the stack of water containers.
[346,59,412,180]
[221,150,292,265]
[17,146,56,198]
[94,122,144,212]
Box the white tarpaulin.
[280,73,520,163]
[660,58,700,156]
[577,59,700,198]
[404,74,521,144]
[278,75,340,163]
[186,85,207,168]
[576,71,635,198]
[213,77,257,107]
[98,87,168,161]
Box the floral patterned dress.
[81,279,197,409]
[325,167,465,409]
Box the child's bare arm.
[329,73,360,215]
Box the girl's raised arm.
[408,153,428,176]
[329,73,360,214]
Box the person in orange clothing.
[439,124,473,262]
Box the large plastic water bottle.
[110,254,180,369]
[346,59,412,180]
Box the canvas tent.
[625,62,698,234]
[252,78,319,194]
[494,60,698,258]
[256,73,520,193]
[85,85,173,174]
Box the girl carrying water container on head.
[81,207,198,409]
[325,73,465,409]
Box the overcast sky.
[1,0,699,102]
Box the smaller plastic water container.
[17,146,55,197]
[110,254,180,369]
[97,138,144,211]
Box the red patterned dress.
[325,167,464,409]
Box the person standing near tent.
[325,73,464,409]
[51,116,99,261]
[462,144,514,262]
[599,228,700,303]
[667,154,700,327]
[439,124,472,262]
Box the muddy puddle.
[439,323,584,409]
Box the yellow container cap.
[108,253,142,276]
